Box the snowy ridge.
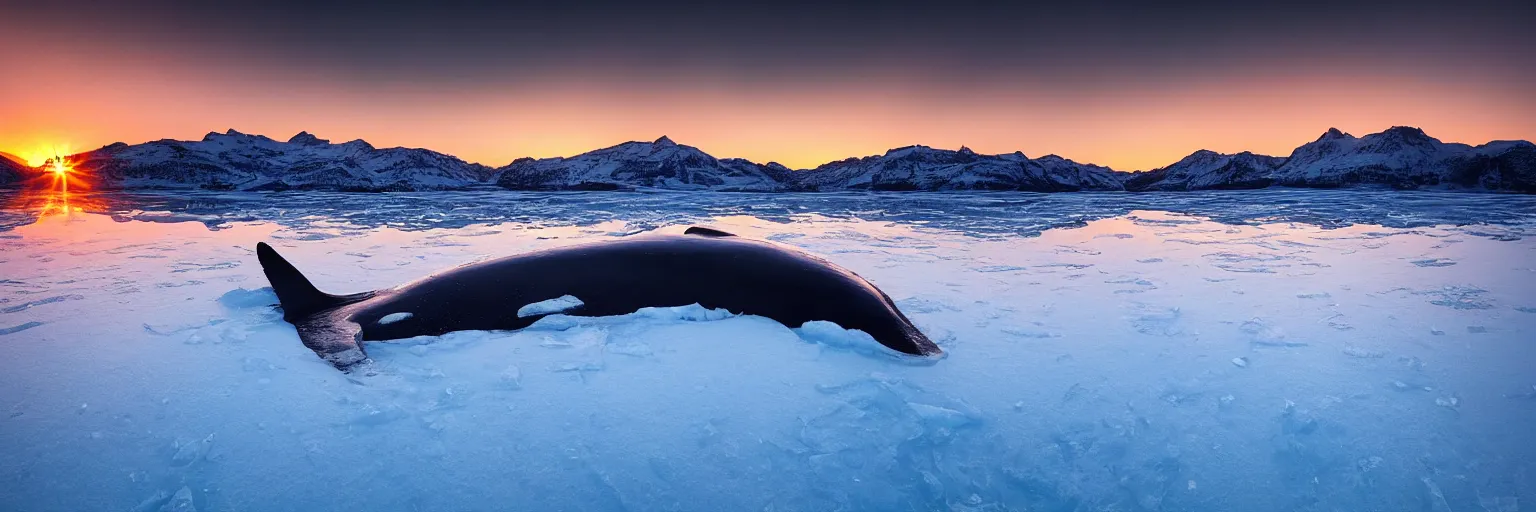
[1123,150,1287,191]
[1128,127,1536,192]
[493,136,787,191]
[785,146,1124,192]
[1271,127,1473,188]
[69,130,496,192]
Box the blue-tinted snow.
[0,189,1533,511]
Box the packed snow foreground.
[0,190,1533,511]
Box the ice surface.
[0,189,1533,511]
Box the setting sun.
[42,152,84,193]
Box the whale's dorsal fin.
[684,226,737,237]
[256,242,371,321]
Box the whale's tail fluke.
[256,242,369,321]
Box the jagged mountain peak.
[341,139,375,150]
[1318,127,1353,141]
[1373,126,1439,145]
[289,131,330,145]
[201,129,272,143]
[791,146,1122,192]
[1381,125,1428,137]
[884,145,932,157]
[1121,148,1287,191]
[494,136,778,191]
[1123,126,1532,192]
[1169,150,1224,165]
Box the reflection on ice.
[0,191,1533,511]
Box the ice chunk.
[159,487,196,512]
[217,287,277,308]
[0,294,84,313]
[907,403,976,430]
[130,490,172,512]
[170,434,215,467]
[1129,304,1183,336]
[632,304,734,322]
[498,365,522,389]
[794,321,893,356]
[517,295,585,318]
[378,312,413,325]
[1243,318,1305,347]
[1410,258,1456,267]
[1422,477,1454,512]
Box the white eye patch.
[378,312,414,325]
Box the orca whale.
[256,226,941,370]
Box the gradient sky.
[2,0,1533,170]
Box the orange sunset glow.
[3,64,1532,172]
[3,2,1533,171]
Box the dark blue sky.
[8,0,1533,84]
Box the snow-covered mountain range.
[784,145,1123,192]
[2,127,1531,193]
[493,136,789,191]
[1126,127,1535,193]
[1120,151,1287,191]
[55,130,495,191]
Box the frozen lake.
[1,189,1533,511]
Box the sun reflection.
[4,188,109,223]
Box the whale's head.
[866,291,943,358]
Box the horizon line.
[25,124,1533,174]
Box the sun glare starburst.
[6,147,100,218]
[39,149,88,194]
